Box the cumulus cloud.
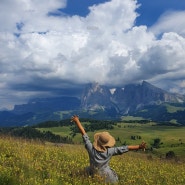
[0,0,185,109]
[150,11,185,37]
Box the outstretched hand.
[71,115,79,123]
[139,141,147,151]
[70,115,86,135]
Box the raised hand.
[139,141,146,151]
[71,115,79,123]
[70,115,86,135]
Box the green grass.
[121,116,145,121]
[38,126,71,137]
[0,136,185,185]
[38,122,185,159]
[165,104,185,113]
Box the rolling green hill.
[36,120,185,159]
[1,117,185,159]
[132,103,185,125]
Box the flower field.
[0,136,185,185]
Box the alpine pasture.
[0,121,185,185]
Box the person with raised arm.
[71,115,146,184]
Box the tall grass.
[0,136,184,185]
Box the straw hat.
[93,132,116,152]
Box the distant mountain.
[0,111,35,127]
[81,82,113,109]
[0,81,185,126]
[111,81,184,114]
[13,97,80,114]
[81,81,185,115]
[0,97,80,127]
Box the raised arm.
[71,115,86,136]
[128,141,146,151]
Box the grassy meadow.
[39,121,185,159]
[1,118,185,185]
[0,135,185,185]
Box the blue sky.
[136,0,185,26]
[61,0,185,26]
[0,0,185,110]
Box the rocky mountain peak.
[1,81,185,126]
[81,81,185,114]
[81,82,112,109]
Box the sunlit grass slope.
[39,123,185,158]
[0,136,185,185]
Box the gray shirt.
[82,134,129,183]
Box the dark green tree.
[152,138,161,148]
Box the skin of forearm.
[75,120,86,135]
[128,145,140,150]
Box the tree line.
[0,127,73,144]
[70,119,116,137]
[0,118,116,142]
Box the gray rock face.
[81,82,112,110]
[1,81,185,126]
[81,81,185,114]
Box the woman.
[71,115,146,184]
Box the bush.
[166,151,175,159]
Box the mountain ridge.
[81,81,185,114]
[0,81,185,126]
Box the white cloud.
[0,0,66,32]
[150,11,185,37]
[0,0,185,109]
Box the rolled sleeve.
[82,134,93,151]
[109,145,129,156]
